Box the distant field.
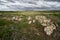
[0,11,60,14]
[0,11,60,40]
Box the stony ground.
[0,11,60,40]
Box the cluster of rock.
[35,15,57,35]
[2,16,22,21]
[2,16,36,24]
[2,15,58,35]
[27,16,35,24]
[11,16,22,21]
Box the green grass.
[0,11,60,40]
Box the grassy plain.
[0,11,60,40]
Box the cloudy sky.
[0,0,60,11]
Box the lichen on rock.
[35,15,57,35]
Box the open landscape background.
[0,11,60,40]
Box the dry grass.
[0,11,60,40]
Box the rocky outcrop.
[35,15,57,35]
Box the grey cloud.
[44,0,60,2]
[0,0,60,11]
[6,0,15,3]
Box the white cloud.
[0,0,60,11]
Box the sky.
[0,0,60,11]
